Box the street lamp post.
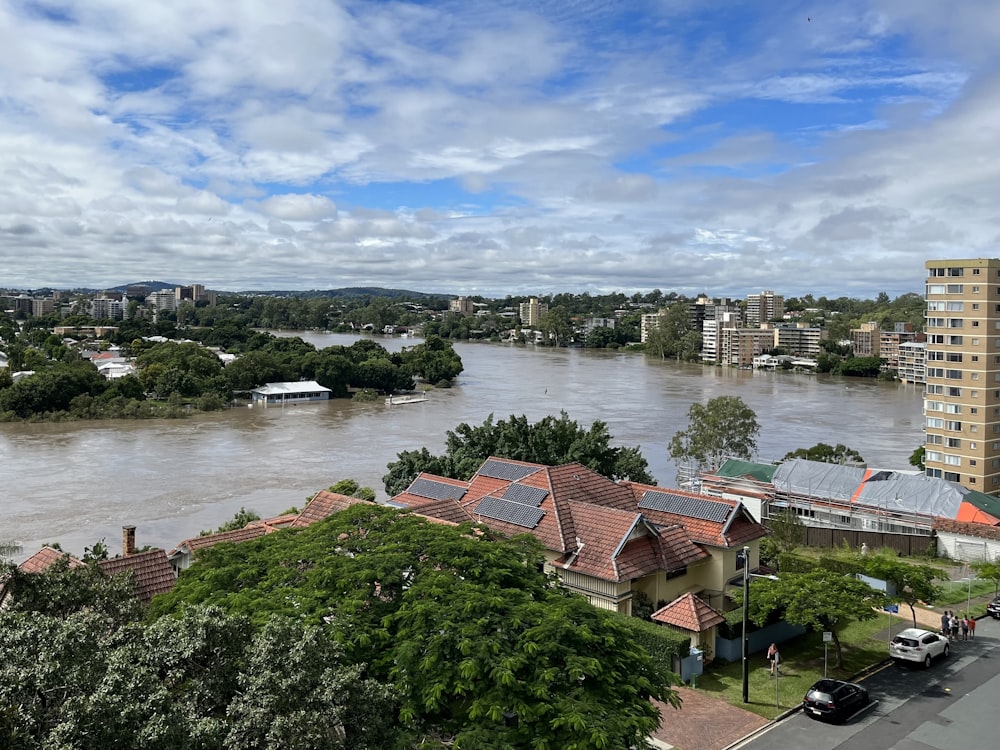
[741,545,750,704]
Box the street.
[734,614,1000,750]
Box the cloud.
[0,0,995,298]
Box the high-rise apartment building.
[923,258,1000,494]
[518,297,548,327]
[745,290,783,327]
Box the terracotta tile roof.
[651,592,726,632]
[251,513,300,530]
[169,525,269,558]
[98,549,176,602]
[621,482,768,548]
[934,517,1000,541]
[391,458,716,584]
[289,491,375,528]
[18,546,83,573]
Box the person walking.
[950,613,960,641]
[941,610,951,637]
[961,615,970,641]
[969,615,977,639]
[766,643,779,676]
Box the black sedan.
[987,596,1000,620]
[802,679,871,723]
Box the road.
[734,614,1000,750]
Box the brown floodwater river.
[1,334,923,560]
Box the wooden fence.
[802,527,934,557]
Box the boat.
[385,393,428,406]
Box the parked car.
[890,627,950,667]
[986,596,1000,620]
[802,679,871,723]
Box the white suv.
[890,628,950,667]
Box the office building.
[745,291,783,327]
[923,258,1000,494]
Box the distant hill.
[236,287,452,300]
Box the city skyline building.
[923,258,1000,495]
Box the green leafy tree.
[763,508,805,566]
[201,507,262,536]
[739,569,886,668]
[782,443,865,465]
[862,552,943,628]
[668,396,760,477]
[150,505,677,747]
[383,411,654,496]
[399,335,463,383]
[909,445,926,470]
[971,560,1000,596]
[327,479,376,501]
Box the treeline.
[0,325,462,422]
[0,504,682,749]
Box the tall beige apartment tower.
[745,290,783,327]
[924,258,1000,494]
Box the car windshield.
[806,688,833,701]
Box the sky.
[0,1,997,299]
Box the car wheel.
[943,643,950,657]
[924,654,932,668]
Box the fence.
[802,527,933,556]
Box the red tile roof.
[289,491,374,528]
[98,549,176,602]
[651,592,726,632]
[169,525,269,559]
[390,458,729,583]
[18,546,83,573]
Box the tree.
[150,504,678,747]
[668,396,760,477]
[762,508,804,566]
[909,445,926,470]
[202,507,262,536]
[971,560,1000,597]
[382,411,654,496]
[862,552,943,628]
[739,569,886,668]
[399,335,463,383]
[782,443,865,465]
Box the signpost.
[823,631,833,678]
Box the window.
[928,351,945,361]
[926,417,943,429]
[926,384,944,394]
[927,434,943,445]
[927,367,944,378]
[947,284,964,293]
[945,420,962,431]
[926,400,943,412]
[949,336,963,345]
[929,335,945,345]
[927,317,945,327]
[928,284,945,294]
[926,467,942,478]
[927,301,945,311]
[973,303,981,310]
[973,268,981,275]
[948,387,962,396]
[944,471,960,482]
[945,438,961,448]
[948,319,963,328]
[945,404,961,414]
[944,454,961,466]
[926,450,942,462]
[947,302,964,311]
[947,353,963,362]
[946,370,962,379]
[970,407,978,414]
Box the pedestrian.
[961,615,970,641]
[861,542,869,557]
[941,610,951,637]
[950,613,960,641]
[969,615,976,639]
[766,643,778,675]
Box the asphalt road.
[734,615,1000,750]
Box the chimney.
[122,525,136,556]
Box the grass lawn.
[693,613,903,720]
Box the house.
[6,526,176,604]
[651,592,727,655]
[389,457,768,617]
[250,380,332,406]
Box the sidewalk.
[649,688,770,750]
[647,605,959,750]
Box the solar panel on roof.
[408,477,467,502]
[474,497,545,528]
[638,491,731,523]
[502,483,547,507]
[478,459,538,481]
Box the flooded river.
[1,334,924,560]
